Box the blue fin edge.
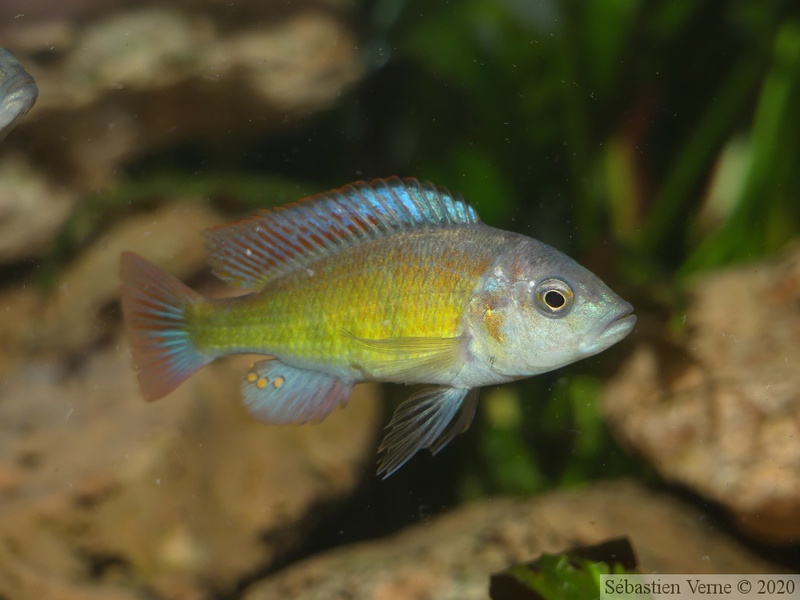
[203,177,481,289]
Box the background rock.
[0,154,73,261]
[0,339,381,599]
[242,480,782,600]
[20,3,362,186]
[601,242,800,543]
[0,0,362,263]
[0,200,222,375]
[0,6,370,594]
[39,200,222,354]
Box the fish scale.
[120,177,636,476]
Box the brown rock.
[0,200,223,371]
[242,480,780,600]
[42,200,223,354]
[9,3,363,188]
[0,1,362,265]
[0,154,74,262]
[0,336,381,599]
[601,242,800,543]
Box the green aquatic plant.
[362,0,798,276]
[490,538,641,600]
[351,0,799,495]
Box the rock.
[0,181,383,598]
[0,0,124,25]
[0,337,381,599]
[0,182,384,598]
[0,154,74,262]
[0,1,362,263]
[43,200,223,354]
[600,242,800,543]
[8,3,363,188]
[0,200,222,373]
[242,480,780,600]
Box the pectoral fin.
[241,359,353,425]
[345,332,466,383]
[377,386,479,478]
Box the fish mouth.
[603,305,636,339]
[581,302,636,355]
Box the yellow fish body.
[120,178,635,476]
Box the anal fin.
[241,359,353,425]
[377,386,479,478]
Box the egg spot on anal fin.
[241,359,353,424]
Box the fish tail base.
[119,251,211,401]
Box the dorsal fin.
[203,177,481,289]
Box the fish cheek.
[503,300,582,373]
[464,293,506,365]
[483,302,505,345]
[533,313,591,369]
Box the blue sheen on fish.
[120,177,636,477]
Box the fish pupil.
[544,290,566,309]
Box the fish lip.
[605,304,636,334]
[604,311,637,338]
[581,303,636,354]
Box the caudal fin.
[119,251,211,401]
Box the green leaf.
[490,537,640,600]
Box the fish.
[0,48,38,142]
[119,177,636,477]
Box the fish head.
[467,236,636,380]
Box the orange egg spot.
[256,377,269,389]
[273,376,285,389]
[247,372,258,383]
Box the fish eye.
[534,278,574,317]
